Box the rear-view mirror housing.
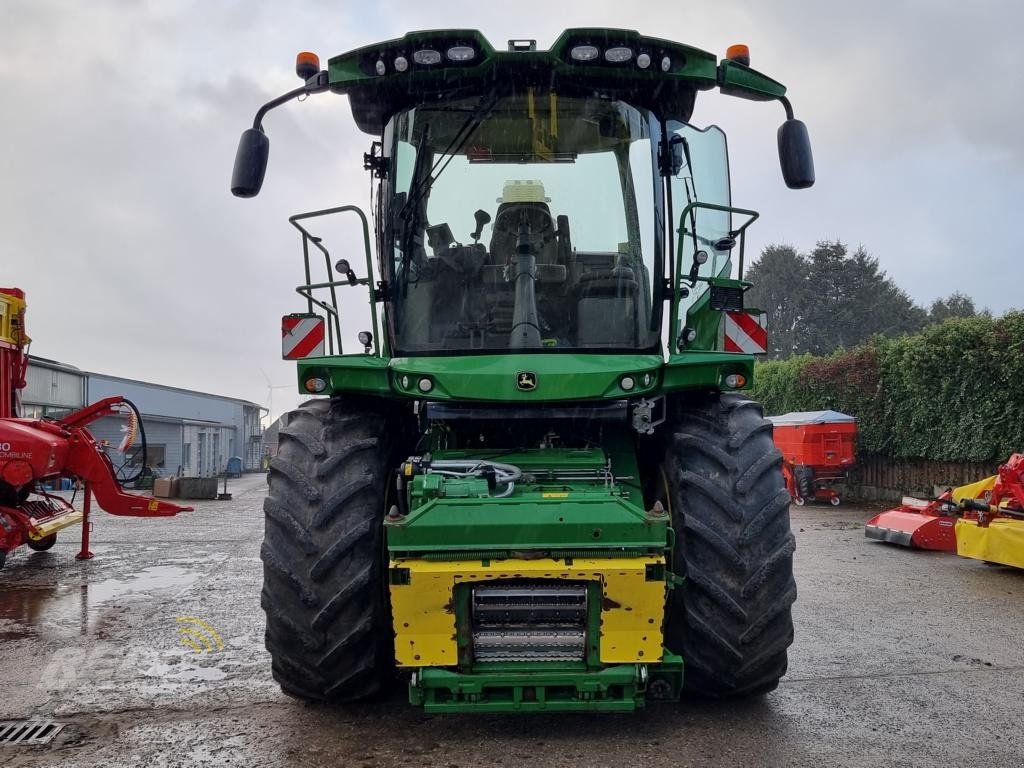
[778,119,815,189]
[231,128,270,198]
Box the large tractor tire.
[663,393,797,698]
[794,465,815,502]
[261,397,397,703]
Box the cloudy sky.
[2,1,1019,422]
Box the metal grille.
[0,720,65,746]
[471,582,588,662]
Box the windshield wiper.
[398,93,500,278]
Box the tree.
[746,240,931,359]
[929,292,978,323]
[745,245,810,359]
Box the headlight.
[394,55,409,72]
[412,49,442,65]
[570,45,600,61]
[304,377,327,394]
[446,46,475,62]
[604,47,633,63]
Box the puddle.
[0,566,200,636]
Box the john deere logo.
[516,371,537,391]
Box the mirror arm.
[778,95,795,121]
[252,71,330,130]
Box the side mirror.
[231,128,270,198]
[777,119,815,189]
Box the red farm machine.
[865,453,1024,569]
[0,287,191,571]
[769,410,857,506]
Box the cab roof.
[326,28,787,134]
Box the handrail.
[287,205,380,356]
[669,201,759,352]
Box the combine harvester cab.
[769,410,857,505]
[0,288,192,570]
[230,30,816,712]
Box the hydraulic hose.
[428,459,522,485]
[113,398,147,485]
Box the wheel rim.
[830,496,841,506]
[793,496,805,506]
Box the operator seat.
[576,257,639,347]
[488,180,559,264]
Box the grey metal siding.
[23,363,85,409]
[87,416,183,474]
[87,375,243,425]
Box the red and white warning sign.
[723,311,768,355]
[281,314,325,359]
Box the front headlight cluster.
[569,44,671,72]
[375,45,477,75]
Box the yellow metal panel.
[955,518,1024,569]
[951,475,997,504]
[0,290,27,346]
[389,556,666,667]
[28,509,83,539]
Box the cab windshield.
[387,92,662,354]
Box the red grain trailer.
[768,410,857,505]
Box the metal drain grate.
[0,720,65,746]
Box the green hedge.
[747,312,1024,462]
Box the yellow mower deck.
[956,518,1024,570]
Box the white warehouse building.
[23,357,264,477]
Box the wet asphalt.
[1,475,1023,768]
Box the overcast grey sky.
[2,1,1020,422]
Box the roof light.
[726,44,751,67]
[694,250,709,265]
[374,60,386,76]
[661,56,672,72]
[604,46,633,63]
[636,53,651,69]
[570,45,600,62]
[394,55,409,72]
[413,49,442,65]
[446,45,475,62]
[358,331,373,352]
[295,51,320,81]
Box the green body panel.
[390,353,662,401]
[410,652,684,713]
[328,28,718,92]
[386,447,668,555]
[298,351,756,399]
[717,59,787,101]
[663,350,753,390]
[298,353,391,395]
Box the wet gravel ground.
[2,475,1023,767]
